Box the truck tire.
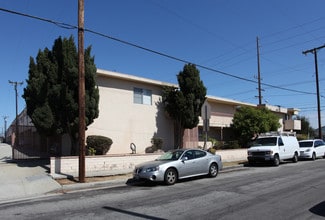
[273,154,280,166]
[312,152,316,161]
[292,152,298,163]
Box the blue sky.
[1,0,325,133]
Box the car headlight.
[265,151,273,155]
[305,149,311,152]
[144,166,159,173]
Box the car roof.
[299,139,323,142]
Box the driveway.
[0,143,61,203]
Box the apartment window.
[133,88,152,105]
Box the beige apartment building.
[7,68,301,157]
[86,69,176,154]
[86,69,300,154]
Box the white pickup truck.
[247,132,300,166]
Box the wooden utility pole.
[256,37,262,105]
[9,80,23,159]
[303,44,325,139]
[78,0,86,183]
[3,116,8,143]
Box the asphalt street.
[0,158,324,219]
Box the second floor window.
[134,88,152,105]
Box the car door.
[193,150,209,174]
[315,140,325,158]
[278,137,287,158]
[320,141,325,157]
[179,150,197,177]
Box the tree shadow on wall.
[145,99,174,153]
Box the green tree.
[23,36,99,155]
[162,63,206,148]
[231,106,280,147]
[296,116,315,139]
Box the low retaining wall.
[50,154,160,178]
[50,149,247,178]
[216,149,247,162]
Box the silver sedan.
[133,149,223,185]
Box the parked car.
[133,149,223,185]
[247,131,300,166]
[299,139,325,160]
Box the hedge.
[86,135,113,155]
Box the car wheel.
[273,154,280,166]
[312,152,316,161]
[164,168,177,185]
[292,152,298,163]
[208,163,218,178]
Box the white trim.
[97,69,177,88]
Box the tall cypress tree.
[23,36,99,155]
[163,64,206,148]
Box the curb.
[56,164,247,193]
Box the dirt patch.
[223,160,247,167]
[56,173,133,185]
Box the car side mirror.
[181,157,188,162]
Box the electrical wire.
[0,7,318,96]
[0,7,76,30]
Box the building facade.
[7,69,301,157]
[86,69,176,154]
[87,69,301,154]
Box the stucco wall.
[50,154,162,178]
[86,72,174,154]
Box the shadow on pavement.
[126,174,218,187]
[103,206,167,220]
[310,201,325,217]
[14,158,50,173]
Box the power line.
[260,16,325,40]
[0,7,317,96]
[0,7,76,30]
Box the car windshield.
[252,137,277,146]
[299,141,313,148]
[156,150,184,161]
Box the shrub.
[87,147,96,156]
[208,140,241,150]
[151,137,163,151]
[296,134,308,141]
[145,146,155,153]
[86,135,113,155]
[207,147,217,154]
[208,137,220,148]
[221,140,241,149]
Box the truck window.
[278,138,284,146]
[253,137,277,146]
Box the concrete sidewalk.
[0,143,61,203]
[0,143,246,204]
